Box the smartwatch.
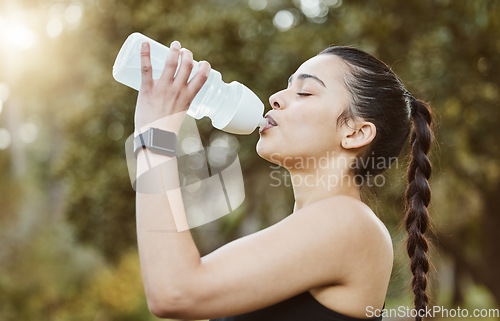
[134,127,177,158]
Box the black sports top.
[209,291,382,321]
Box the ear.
[341,121,376,150]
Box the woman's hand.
[134,40,211,130]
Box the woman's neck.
[288,159,361,212]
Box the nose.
[269,91,284,110]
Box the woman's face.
[256,54,352,168]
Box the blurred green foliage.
[1,0,499,320]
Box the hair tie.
[410,96,418,116]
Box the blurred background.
[1,0,499,320]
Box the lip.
[260,114,278,133]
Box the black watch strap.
[134,128,177,158]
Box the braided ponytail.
[319,47,434,319]
[405,98,433,321]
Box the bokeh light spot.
[107,121,124,141]
[46,18,64,38]
[273,10,295,31]
[181,135,203,154]
[184,175,202,193]
[20,122,38,144]
[299,0,329,19]
[0,128,12,150]
[0,83,10,102]
[0,18,36,50]
[64,4,83,24]
[248,0,267,11]
[324,0,342,8]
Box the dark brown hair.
[320,46,433,321]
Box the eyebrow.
[288,73,326,88]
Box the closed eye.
[297,93,312,97]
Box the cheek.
[256,108,342,162]
[288,116,342,156]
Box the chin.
[256,136,287,167]
[256,136,276,163]
[256,137,270,160]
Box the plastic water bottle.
[113,33,267,135]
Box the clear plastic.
[113,33,267,135]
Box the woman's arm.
[135,41,390,320]
[134,40,209,315]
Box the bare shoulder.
[292,195,393,267]
[294,195,391,234]
[289,197,393,315]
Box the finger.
[173,48,194,85]
[160,40,181,83]
[186,60,211,99]
[140,42,153,90]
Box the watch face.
[151,128,177,154]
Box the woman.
[133,40,433,321]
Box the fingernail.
[142,42,148,49]
[171,41,181,50]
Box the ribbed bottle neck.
[208,81,244,129]
[207,78,230,118]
